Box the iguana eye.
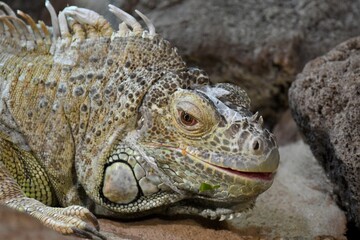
[171,92,218,137]
[179,110,198,126]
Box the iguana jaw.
[184,146,279,182]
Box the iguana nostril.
[252,140,260,151]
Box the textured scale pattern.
[0,132,54,205]
[0,1,279,238]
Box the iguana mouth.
[206,162,274,181]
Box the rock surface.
[98,217,251,240]
[289,37,360,229]
[74,0,360,127]
[0,205,76,240]
[273,109,301,146]
[1,0,68,25]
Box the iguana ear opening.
[185,67,211,88]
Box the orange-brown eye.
[179,111,198,126]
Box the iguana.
[0,1,279,239]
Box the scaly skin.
[0,2,279,238]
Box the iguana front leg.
[0,137,105,239]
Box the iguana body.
[0,2,279,238]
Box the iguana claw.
[62,205,100,231]
[72,225,106,240]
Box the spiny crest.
[0,1,158,52]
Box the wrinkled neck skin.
[124,108,185,194]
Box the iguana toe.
[36,205,105,239]
[62,205,100,231]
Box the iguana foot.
[5,197,106,239]
[166,200,255,221]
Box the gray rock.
[1,0,68,25]
[273,109,301,146]
[289,37,360,229]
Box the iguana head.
[98,68,279,219]
[133,70,280,215]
